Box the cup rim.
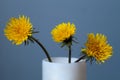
[42,57,86,64]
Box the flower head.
[4,15,33,45]
[82,33,113,63]
[51,22,76,46]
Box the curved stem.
[75,55,86,63]
[31,36,52,62]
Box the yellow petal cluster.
[82,33,113,63]
[51,22,76,43]
[4,15,33,45]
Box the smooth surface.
[0,0,120,80]
[42,57,86,80]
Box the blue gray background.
[0,0,120,80]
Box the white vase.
[42,57,86,80]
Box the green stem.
[75,55,86,63]
[31,36,52,62]
[68,45,71,63]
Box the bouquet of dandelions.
[4,15,113,64]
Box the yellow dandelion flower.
[82,33,113,63]
[51,22,76,43]
[4,15,33,45]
